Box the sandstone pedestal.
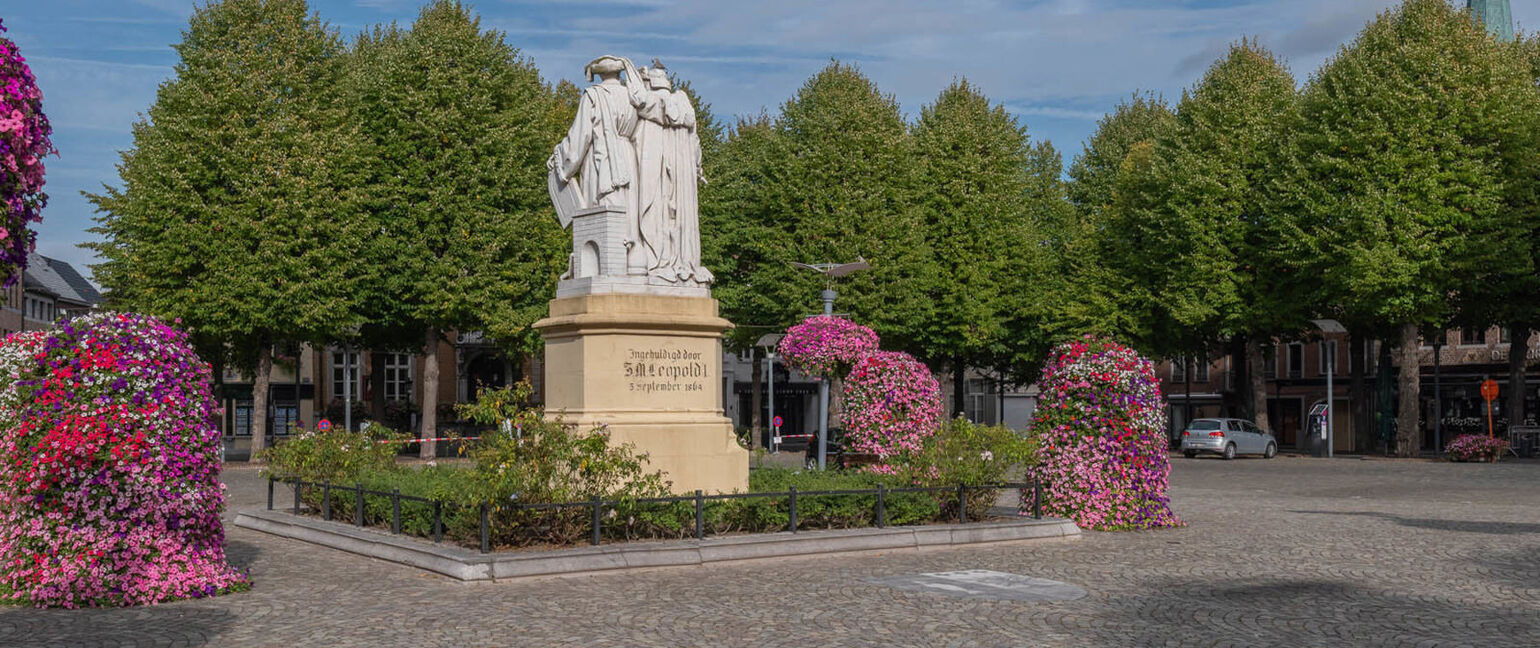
[534,293,748,494]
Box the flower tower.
[0,313,247,607]
[0,19,53,289]
[1028,336,1180,530]
[842,351,944,471]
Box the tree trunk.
[1247,337,1269,433]
[369,350,387,425]
[1396,323,1421,458]
[1509,323,1529,429]
[749,351,763,450]
[1349,335,1368,453]
[953,355,967,419]
[419,327,440,459]
[251,341,272,460]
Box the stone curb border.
[234,509,1080,582]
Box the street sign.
[772,415,783,428]
[1481,379,1499,402]
[317,419,332,433]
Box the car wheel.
[1183,450,1197,459]
[1222,443,1236,460]
[1264,443,1277,459]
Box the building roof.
[22,253,102,307]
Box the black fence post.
[1033,480,1043,519]
[355,486,364,527]
[788,486,798,534]
[391,488,401,535]
[293,480,301,515]
[876,483,887,528]
[322,481,332,521]
[433,501,443,544]
[479,502,490,554]
[957,485,967,524]
[266,476,274,511]
[591,495,602,547]
[694,490,705,540]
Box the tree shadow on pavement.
[1289,509,1540,535]
[1090,576,1538,647]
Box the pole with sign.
[1481,378,1499,439]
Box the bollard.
[293,480,301,515]
[788,486,798,534]
[694,490,705,540]
[322,481,332,521]
[391,488,401,535]
[876,483,886,528]
[355,487,364,527]
[479,502,490,554]
[957,484,967,524]
[591,495,602,547]
[267,477,274,510]
[433,501,443,544]
[1033,480,1043,519]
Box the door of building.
[1269,399,1301,448]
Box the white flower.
[981,450,994,461]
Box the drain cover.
[866,569,1086,602]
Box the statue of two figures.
[548,55,713,290]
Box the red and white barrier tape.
[375,436,482,444]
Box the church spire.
[1467,0,1515,42]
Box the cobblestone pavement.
[2,457,1537,647]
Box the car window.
[1189,420,1222,430]
[1226,421,1243,432]
[1242,422,1259,434]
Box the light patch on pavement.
[866,569,1086,602]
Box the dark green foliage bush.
[259,425,404,484]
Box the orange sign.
[1481,379,1499,402]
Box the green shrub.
[259,425,404,483]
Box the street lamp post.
[1312,319,1346,458]
[755,334,783,453]
[791,258,870,470]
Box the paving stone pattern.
[2,457,1537,647]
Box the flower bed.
[0,19,54,288]
[0,313,247,607]
[1028,336,1180,531]
[1445,434,1508,463]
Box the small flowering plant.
[777,316,879,377]
[0,312,248,607]
[841,351,943,466]
[1445,434,1508,463]
[1027,336,1181,531]
[0,19,54,288]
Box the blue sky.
[3,0,1533,283]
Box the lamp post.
[755,334,783,453]
[1311,319,1346,458]
[791,258,870,470]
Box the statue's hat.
[584,55,627,80]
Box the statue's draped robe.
[553,81,638,221]
[632,87,712,284]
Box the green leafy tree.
[910,79,1045,413]
[1280,0,1540,455]
[703,62,931,356]
[1056,95,1176,348]
[87,0,371,455]
[1066,93,1175,224]
[343,0,567,456]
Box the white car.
[1180,418,1277,460]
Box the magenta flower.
[0,19,53,289]
[777,316,879,378]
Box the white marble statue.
[548,55,712,290]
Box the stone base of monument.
[533,292,748,494]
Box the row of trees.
[89,0,570,455]
[1066,0,1540,455]
[88,0,1540,458]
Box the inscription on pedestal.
[624,347,708,393]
